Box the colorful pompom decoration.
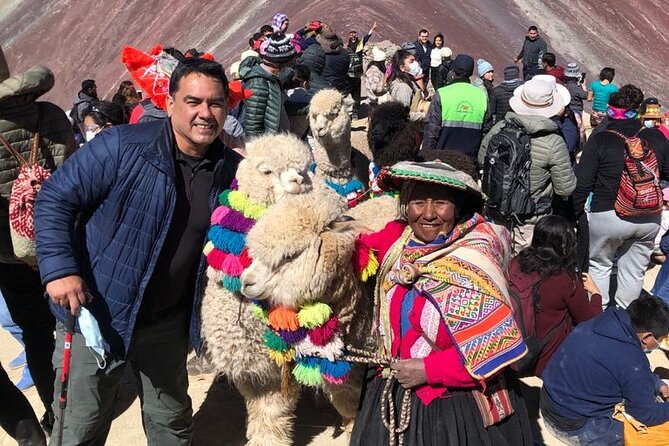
[253,300,352,387]
[204,187,267,294]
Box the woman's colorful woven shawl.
[376,214,527,379]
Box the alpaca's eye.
[258,164,273,175]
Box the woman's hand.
[390,359,427,389]
[582,273,601,295]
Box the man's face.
[165,73,228,154]
[281,20,289,33]
[419,32,429,44]
[348,31,359,44]
[528,29,538,40]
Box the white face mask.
[408,60,423,78]
[85,130,98,142]
[644,120,655,129]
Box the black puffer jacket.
[240,57,283,138]
[492,80,522,122]
[297,43,331,95]
[322,48,351,95]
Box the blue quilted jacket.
[34,119,239,357]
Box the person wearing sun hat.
[240,31,296,138]
[640,98,669,139]
[350,160,533,445]
[480,77,576,250]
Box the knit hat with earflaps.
[272,13,289,32]
[262,32,297,65]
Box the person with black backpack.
[346,22,376,114]
[573,84,669,310]
[508,215,602,377]
[479,77,576,252]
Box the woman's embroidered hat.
[377,161,483,198]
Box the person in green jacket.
[241,32,297,138]
[0,60,75,444]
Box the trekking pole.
[56,311,76,446]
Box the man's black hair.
[260,24,273,35]
[528,25,538,32]
[599,67,615,82]
[250,32,262,47]
[628,295,669,339]
[542,53,556,67]
[169,58,229,97]
[82,79,96,91]
[419,29,429,35]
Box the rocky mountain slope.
[1,0,667,108]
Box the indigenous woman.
[351,161,533,445]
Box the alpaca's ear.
[342,95,355,115]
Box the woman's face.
[400,54,416,73]
[434,37,443,48]
[407,182,458,243]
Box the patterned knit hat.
[262,32,297,65]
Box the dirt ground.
[1,267,667,446]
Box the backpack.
[69,98,91,126]
[507,277,567,376]
[0,112,50,265]
[482,120,536,223]
[347,51,364,78]
[609,129,663,218]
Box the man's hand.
[390,359,427,389]
[46,275,91,316]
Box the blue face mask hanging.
[78,307,107,369]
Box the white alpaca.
[199,133,312,446]
[240,191,374,435]
[309,89,399,230]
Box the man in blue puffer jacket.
[541,295,669,445]
[34,58,240,445]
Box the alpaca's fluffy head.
[240,190,359,308]
[309,89,353,141]
[236,133,313,206]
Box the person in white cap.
[479,77,576,251]
[365,47,388,106]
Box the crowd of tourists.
[1,14,669,446]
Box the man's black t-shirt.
[137,145,219,324]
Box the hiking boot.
[9,350,27,369]
[15,418,46,446]
[15,367,34,391]
[39,410,54,437]
[187,354,215,377]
